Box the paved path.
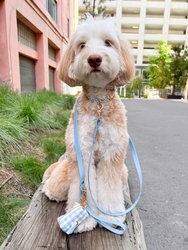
[123,99,188,250]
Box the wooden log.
[1,184,147,250]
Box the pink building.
[0,0,78,93]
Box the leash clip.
[80,186,87,208]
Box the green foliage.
[147,41,188,94]
[170,45,188,94]
[0,195,29,245]
[0,84,17,109]
[3,94,59,130]
[147,41,172,90]
[59,95,76,110]
[125,77,144,97]
[0,115,28,161]
[41,135,66,164]
[35,91,75,109]
[82,0,109,17]
[54,109,71,128]
[0,83,73,164]
[131,77,144,97]
[11,156,46,190]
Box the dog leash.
[73,98,143,235]
[58,99,142,234]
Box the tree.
[82,0,108,17]
[131,76,144,97]
[170,45,188,95]
[147,40,172,90]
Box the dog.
[42,17,135,233]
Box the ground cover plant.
[0,84,75,244]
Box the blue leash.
[74,99,142,235]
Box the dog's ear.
[116,38,135,87]
[58,43,80,87]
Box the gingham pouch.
[57,202,89,234]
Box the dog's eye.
[105,40,112,47]
[79,43,86,49]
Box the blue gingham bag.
[57,202,89,234]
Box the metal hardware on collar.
[96,103,103,120]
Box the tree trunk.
[172,82,176,95]
[92,0,96,17]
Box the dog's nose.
[88,55,102,68]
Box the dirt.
[0,167,33,199]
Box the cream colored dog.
[42,17,135,233]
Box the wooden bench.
[1,183,147,250]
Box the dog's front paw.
[42,181,67,202]
[75,216,97,233]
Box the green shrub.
[11,156,46,190]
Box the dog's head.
[58,18,135,88]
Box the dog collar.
[85,93,115,120]
[85,94,115,104]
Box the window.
[146,8,164,18]
[19,55,36,93]
[47,0,57,22]
[17,20,36,50]
[122,24,139,34]
[48,44,56,61]
[130,40,138,49]
[122,7,140,17]
[49,67,55,91]
[145,24,163,35]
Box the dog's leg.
[67,156,98,233]
[42,159,70,202]
[97,158,126,224]
[122,163,130,203]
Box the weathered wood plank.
[1,184,146,250]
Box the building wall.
[0,0,78,93]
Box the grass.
[11,156,47,190]
[0,83,74,244]
[0,115,28,161]
[0,195,30,245]
[40,130,66,164]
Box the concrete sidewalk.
[123,99,188,250]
